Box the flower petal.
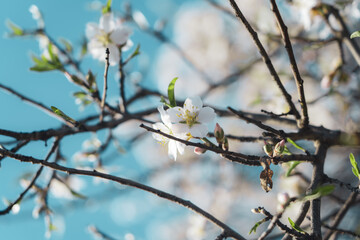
[99,13,115,33]
[197,107,216,123]
[176,141,185,155]
[172,123,190,136]
[152,122,170,142]
[158,106,171,127]
[110,27,132,45]
[168,140,177,160]
[184,96,202,112]
[189,124,208,138]
[108,44,120,66]
[167,107,185,123]
[86,23,100,39]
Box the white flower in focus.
[167,97,215,138]
[152,106,186,161]
[86,13,132,65]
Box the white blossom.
[86,12,132,65]
[167,97,215,138]
[152,106,186,160]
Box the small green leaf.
[128,44,141,59]
[249,218,267,235]
[349,153,360,179]
[49,223,57,231]
[70,189,87,200]
[80,38,87,58]
[6,20,24,36]
[102,0,112,14]
[288,217,306,233]
[51,106,78,126]
[303,185,335,201]
[167,77,178,108]
[160,96,171,108]
[285,161,301,177]
[59,38,73,53]
[350,31,360,39]
[286,138,306,152]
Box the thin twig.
[0,139,59,215]
[118,47,127,113]
[100,48,110,122]
[269,0,309,128]
[227,0,301,122]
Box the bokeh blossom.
[86,12,132,65]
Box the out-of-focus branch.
[0,139,59,215]
[227,0,301,122]
[0,148,246,240]
[100,48,110,122]
[323,191,358,240]
[269,0,309,128]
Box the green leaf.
[51,106,78,126]
[160,96,171,108]
[349,153,360,179]
[59,38,73,53]
[286,138,306,153]
[249,218,266,235]
[350,31,360,39]
[70,189,87,200]
[49,223,57,231]
[303,185,335,201]
[102,0,112,14]
[29,48,64,72]
[6,20,24,36]
[167,77,178,108]
[128,44,141,60]
[285,161,301,177]
[288,217,306,233]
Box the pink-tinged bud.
[273,140,285,157]
[277,192,290,205]
[263,141,273,157]
[214,123,225,144]
[222,137,229,151]
[194,147,206,155]
[321,75,331,89]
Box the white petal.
[86,23,100,39]
[189,124,208,138]
[168,140,177,160]
[158,106,171,127]
[88,41,106,59]
[176,141,185,155]
[197,107,216,123]
[167,107,185,123]
[108,44,120,66]
[172,123,190,135]
[110,27,132,45]
[122,39,133,52]
[99,13,115,32]
[184,96,202,112]
[152,123,169,142]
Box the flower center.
[182,109,198,127]
[97,31,112,46]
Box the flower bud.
[214,123,225,144]
[273,140,285,157]
[194,147,206,155]
[277,192,290,205]
[222,137,229,151]
[263,141,273,157]
[251,208,259,214]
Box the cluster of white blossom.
[86,12,132,65]
[152,96,215,160]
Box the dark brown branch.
[322,224,360,239]
[227,0,301,122]
[0,148,246,240]
[118,47,127,113]
[269,0,309,128]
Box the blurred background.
[0,0,359,239]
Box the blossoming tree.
[1,0,360,239]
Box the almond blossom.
[86,12,132,65]
[152,106,186,160]
[167,96,215,138]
